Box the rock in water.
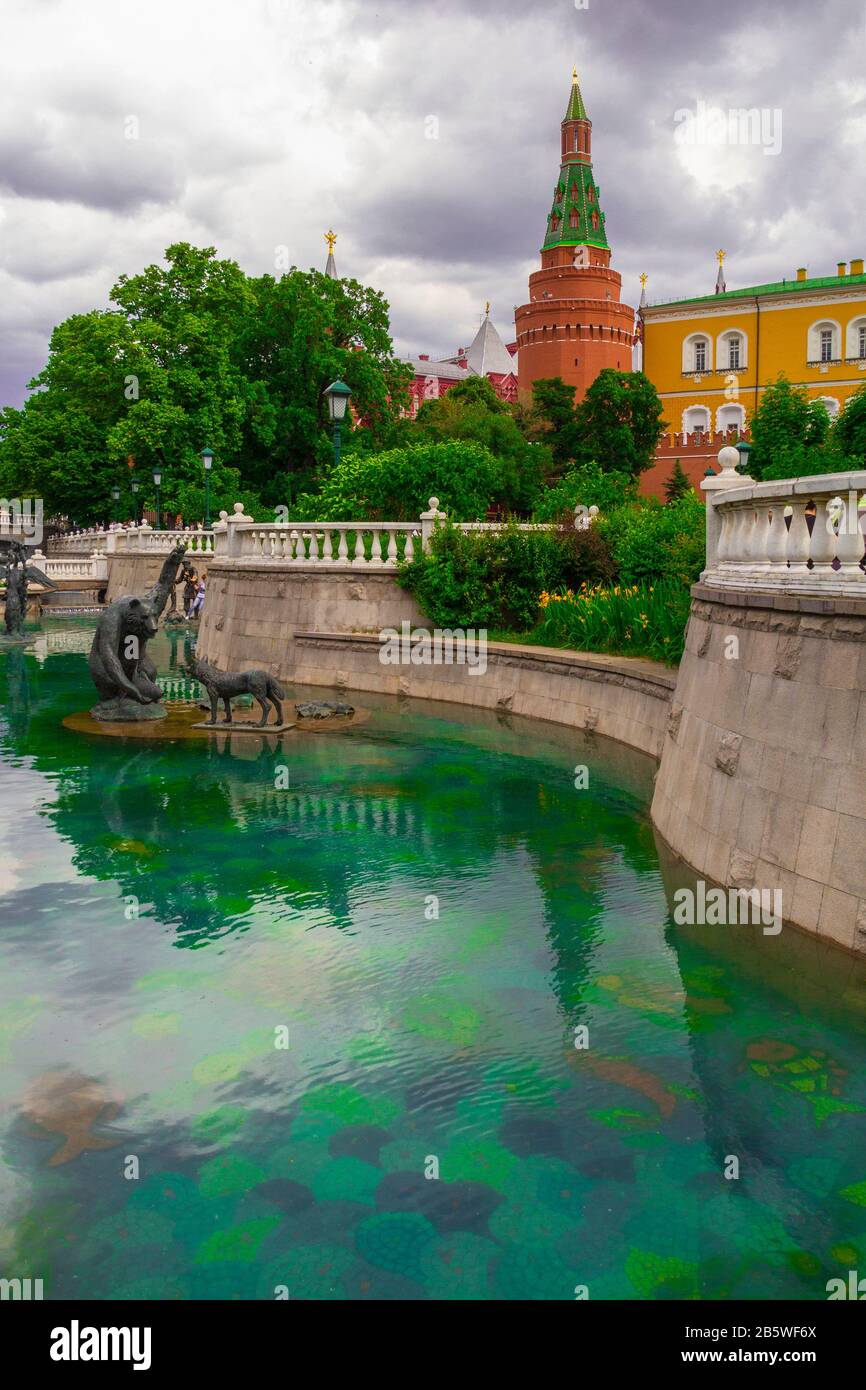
[295,702,355,720]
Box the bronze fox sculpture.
[186,652,285,727]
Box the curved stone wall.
[291,631,675,760]
[651,583,866,954]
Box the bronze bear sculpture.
[88,545,186,721]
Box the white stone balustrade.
[29,549,108,583]
[50,527,214,557]
[702,447,866,596]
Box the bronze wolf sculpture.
[186,652,285,727]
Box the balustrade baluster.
[403,531,415,563]
[766,503,788,571]
[809,499,836,577]
[371,528,382,564]
[353,530,367,566]
[309,530,319,561]
[786,500,811,574]
[336,529,349,565]
[322,530,333,561]
[836,492,866,581]
[386,532,398,566]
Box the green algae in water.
[3,619,866,1300]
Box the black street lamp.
[152,467,163,530]
[201,447,214,529]
[131,478,141,525]
[323,379,352,469]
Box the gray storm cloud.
[0,0,863,407]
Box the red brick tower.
[516,70,636,403]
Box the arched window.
[569,209,579,230]
[716,403,746,434]
[807,319,841,364]
[587,185,595,202]
[550,215,560,232]
[683,333,712,374]
[716,328,748,371]
[845,316,866,360]
[591,210,599,230]
[683,405,711,437]
[816,396,840,420]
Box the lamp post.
[131,478,141,525]
[735,439,754,475]
[201,447,214,529]
[152,467,162,530]
[323,379,352,469]
[111,485,120,524]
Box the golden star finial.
[717,249,726,264]
[572,66,578,82]
[485,300,490,317]
[325,229,337,253]
[639,272,648,287]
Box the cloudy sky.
[1,0,865,408]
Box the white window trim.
[807,318,842,362]
[682,332,713,374]
[682,405,711,434]
[845,316,866,359]
[716,328,748,371]
[715,402,746,432]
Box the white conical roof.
[464,313,515,377]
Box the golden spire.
[716,248,726,264]
[485,300,490,317]
[639,272,648,288]
[572,66,578,82]
[325,229,337,254]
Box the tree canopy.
[0,243,411,524]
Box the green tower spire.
[541,69,609,254]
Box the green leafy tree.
[834,383,866,466]
[413,376,552,512]
[573,369,666,476]
[532,460,636,521]
[0,243,410,524]
[529,377,582,468]
[294,440,505,522]
[748,375,839,480]
[663,459,692,503]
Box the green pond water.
[2,619,866,1301]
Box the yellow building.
[639,257,866,494]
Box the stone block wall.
[195,564,427,682]
[651,583,866,954]
[291,632,675,759]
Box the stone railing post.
[420,497,447,553]
[701,445,755,577]
[225,502,253,558]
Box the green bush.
[293,440,504,522]
[398,520,616,630]
[532,460,637,522]
[598,493,705,587]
